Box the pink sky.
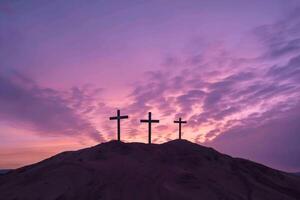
[0,0,300,172]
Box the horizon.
[1,0,300,172]
[1,138,299,173]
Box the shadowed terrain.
[0,140,300,200]
[0,170,10,175]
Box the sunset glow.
[1,0,300,172]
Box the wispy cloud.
[1,2,300,171]
[0,71,104,142]
[208,101,300,171]
[103,7,300,170]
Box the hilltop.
[0,140,300,200]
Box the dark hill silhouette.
[0,169,10,175]
[0,140,300,200]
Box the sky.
[0,0,300,172]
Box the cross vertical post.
[140,112,160,144]
[117,110,121,141]
[174,117,187,140]
[148,112,151,144]
[109,109,129,141]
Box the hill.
[0,170,10,175]
[0,140,300,200]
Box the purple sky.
[0,0,300,172]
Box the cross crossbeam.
[174,117,187,140]
[140,112,159,144]
[109,109,129,141]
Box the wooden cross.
[109,109,129,141]
[140,112,159,144]
[174,117,187,140]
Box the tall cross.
[109,109,129,141]
[174,117,187,140]
[140,112,159,144]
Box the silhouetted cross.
[140,112,159,144]
[174,117,187,140]
[109,109,129,141]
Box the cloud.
[2,5,300,171]
[0,71,103,142]
[207,102,300,171]
[123,44,300,168]
[254,7,300,59]
[176,89,206,114]
[117,6,300,170]
[267,55,300,82]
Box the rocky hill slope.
[0,140,300,200]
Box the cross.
[109,109,129,141]
[174,117,187,140]
[140,112,159,144]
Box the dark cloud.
[121,7,300,171]
[267,55,300,82]
[254,7,300,59]
[207,102,300,171]
[0,72,103,142]
[176,90,205,114]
